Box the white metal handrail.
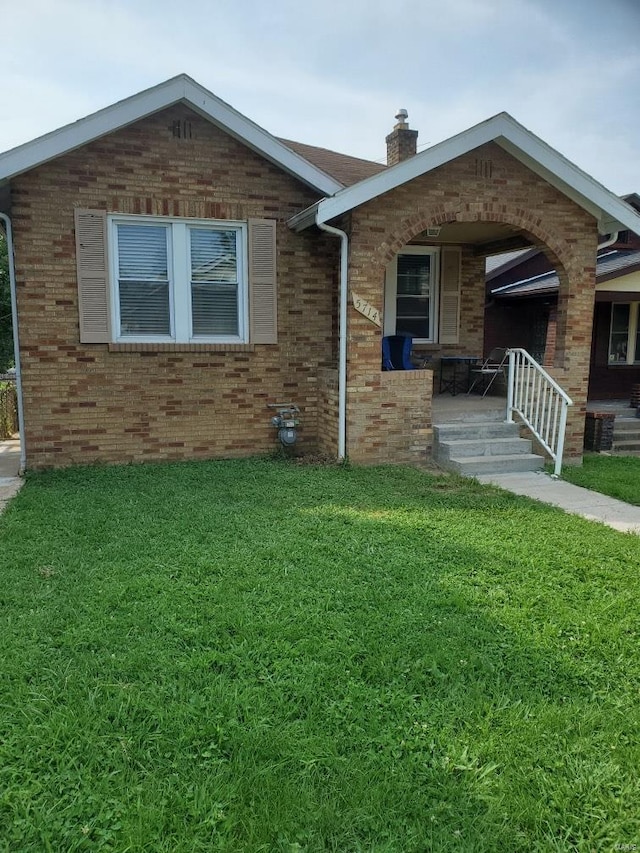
[506,348,573,476]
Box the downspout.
[316,219,348,461]
[0,212,26,474]
[597,231,618,251]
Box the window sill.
[607,362,640,368]
[108,342,256,353]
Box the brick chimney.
[385,109,418,166]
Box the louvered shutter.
[248,218,277,344]
[439,247,461,345]
[74,209,111,343]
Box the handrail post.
[506,348,515,423]
[554,399,569,477]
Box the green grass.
[561,454,640,506]
[1,458,640,851]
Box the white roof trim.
[0,75,343,196]
[305,112,640,236]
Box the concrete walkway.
[475,470,640,534]
[0,438,23,514]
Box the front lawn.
[1,459,639,851]
[561,453,640,506]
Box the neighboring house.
[1,74,640,471]
[485,194,640,399]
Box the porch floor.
[433,396,638,425]
[586,399,636,416]
[432,391,507,425]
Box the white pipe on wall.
[316,219,349,461]
[0,212,26,474]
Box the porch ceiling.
[412,221,533,255]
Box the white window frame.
[108,214,249,344]
[608,301,640,365]
[384,246,440,343]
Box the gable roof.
[0,74,343,196]
[278,139,386,186]
[485,248,538,279]
[289,112,640,237]
[492,248,640,298]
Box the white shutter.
[74,209,111,343]
[248,218,277,344]
[439,247,461,345]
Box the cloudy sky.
[2,0,639,194]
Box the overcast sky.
[2,0,639,195]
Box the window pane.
[116,224,170,337]
[396,254,431,337]
[190,228,240,336]
[396,316,430,338]
[190,229,237,283]
[119,281,170,335]
[397,254,431,296]
[117,225,168,279]
[192,283,239,336]
[609,304,630,362]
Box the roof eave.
[0,74,343,196]
[287,203,321,232]
[310,112,640,237]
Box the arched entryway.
[342,195,598,465]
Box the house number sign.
[352,292,382,327]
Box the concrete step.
[435,436,532,462]
[612,439,640,452]
[613,419,640,434]
[433,420,518,443]
[612,417,640,452]
[433,418,545,476]
[445,453,545,476]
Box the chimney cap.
[395,108,409,123]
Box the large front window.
[609,303,640,364]
[384,247,439,341]
[110,216,247,343]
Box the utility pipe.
[316,219,348,461]
[0,212,26,474]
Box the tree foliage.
[0,233,14,371]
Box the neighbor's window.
[608,302,640,364]
[110,216,247,343]
[384,247,439,341]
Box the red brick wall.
[11,106,339,469]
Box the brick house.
[2,74,640,471]
[485,194,640,400]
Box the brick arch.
[370,202,570,276]
[364,203,574,368]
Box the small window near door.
[608,302,640,364]
[384,247,439,342]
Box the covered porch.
[289,113,640,468]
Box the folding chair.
[467,348,508,397]
[382,334,430,371]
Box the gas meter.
[268,403,301,447]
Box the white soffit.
[313,113,640,236]
[0,75,343,196]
